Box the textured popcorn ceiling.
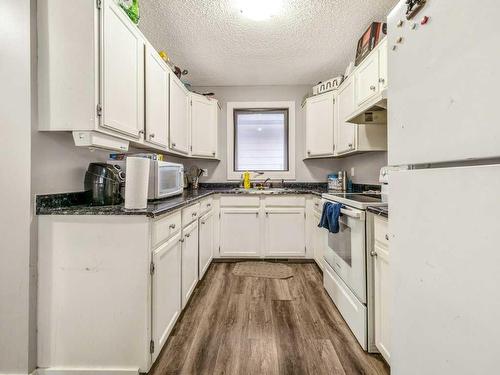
[139,0,398,86]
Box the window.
[234,109,288,172]
[227,101,296,180]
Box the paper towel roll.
[125,157,150,209]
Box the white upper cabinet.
[101,0,145,138]
[169,74,190,155]
[264,208,305,257]
[190,94,218,158]
[305,91,336,157]
[355,49,380,107]
[335,76,357,155]
[145,44,169,148]
[151,232,181,362]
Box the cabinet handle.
[212,152,216,156]
[171,142,176,147]
[370,250,378,257]
[207,203,211,207]
[385,234,389,241]
[201,221,206,225]
[179,238,185,243]
[379,78,385,84]
[139,129,144,135]
[265,212,269,217]
[370,85,376,91]
[348,143,353,149]
[169,224,176,229]
[192,212,197,217]
[256,212,259,217]
[307,150,311,155]
[186,233,191,238]
[150,133,155,138]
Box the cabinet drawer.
[374,215,389,248]
[152,211,181,248]
[264,195,305,207]
[220,196,260,207]
[199,197,213,214]
[182,203,200,226]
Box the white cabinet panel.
[305,92,335,157]
[199,210,214,279]
[102,0,144,138]
[145,44,169,148]
[181,221,199,308]
[191,94,217,158]
[312,210,326,270]
[264,208,305,257]
[169,74,189,154]
[335,76,357,155]
[152,232,181,362]
[378,38,388,91]
[373,241,390,364]
[220,208,261,257]
[355,52,379,107]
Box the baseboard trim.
[34,368,139,375]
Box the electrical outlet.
[350,167,355,177]
[201,168,208,177]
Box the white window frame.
[227,101,296,181]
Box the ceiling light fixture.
[234,0,284,21]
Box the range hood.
[73,131,129,152]
[345,89,387,125]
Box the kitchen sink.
[231,188,291,194]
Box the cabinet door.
[169,75,189,154]
[313,211,326,270]
[152,232,181,362]
[305,92,335,157]
[101,0,144,138]
[335,76,357,155]
[374,242,391,363]
[220,208,261,257]
[145,44,169,148]
[264,208,305,257]
[181,221,199,308]
[378,38,388,91]
[191,95,217,158]
[198,211,214,279]
[355,52,380,106]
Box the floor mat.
[232,261,294,279]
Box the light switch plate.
[350,167,355,177]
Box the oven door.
[323,203,367,303]
[156,163,183,198]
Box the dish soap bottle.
[243,171,251,189]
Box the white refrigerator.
[387,1,500,374]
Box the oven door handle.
[340,207,364,219]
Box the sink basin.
[231,188,290,194]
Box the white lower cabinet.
[219,208,261,257]
[151,232,181,362]
[312,209,326,270]
[264,208,305,256]
[199,210,214,279]
[181,220,199,308]
[373,216,391,363]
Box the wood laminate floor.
[149,262,389,375]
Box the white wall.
[339,151,387,185]
[186,85,342,182]
[0,1,34,373]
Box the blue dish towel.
[318,201,342,234]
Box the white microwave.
[148,160,184,200]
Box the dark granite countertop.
[367,205,389,218]
[36,183,328,218]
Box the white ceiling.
[139,0,398,87]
